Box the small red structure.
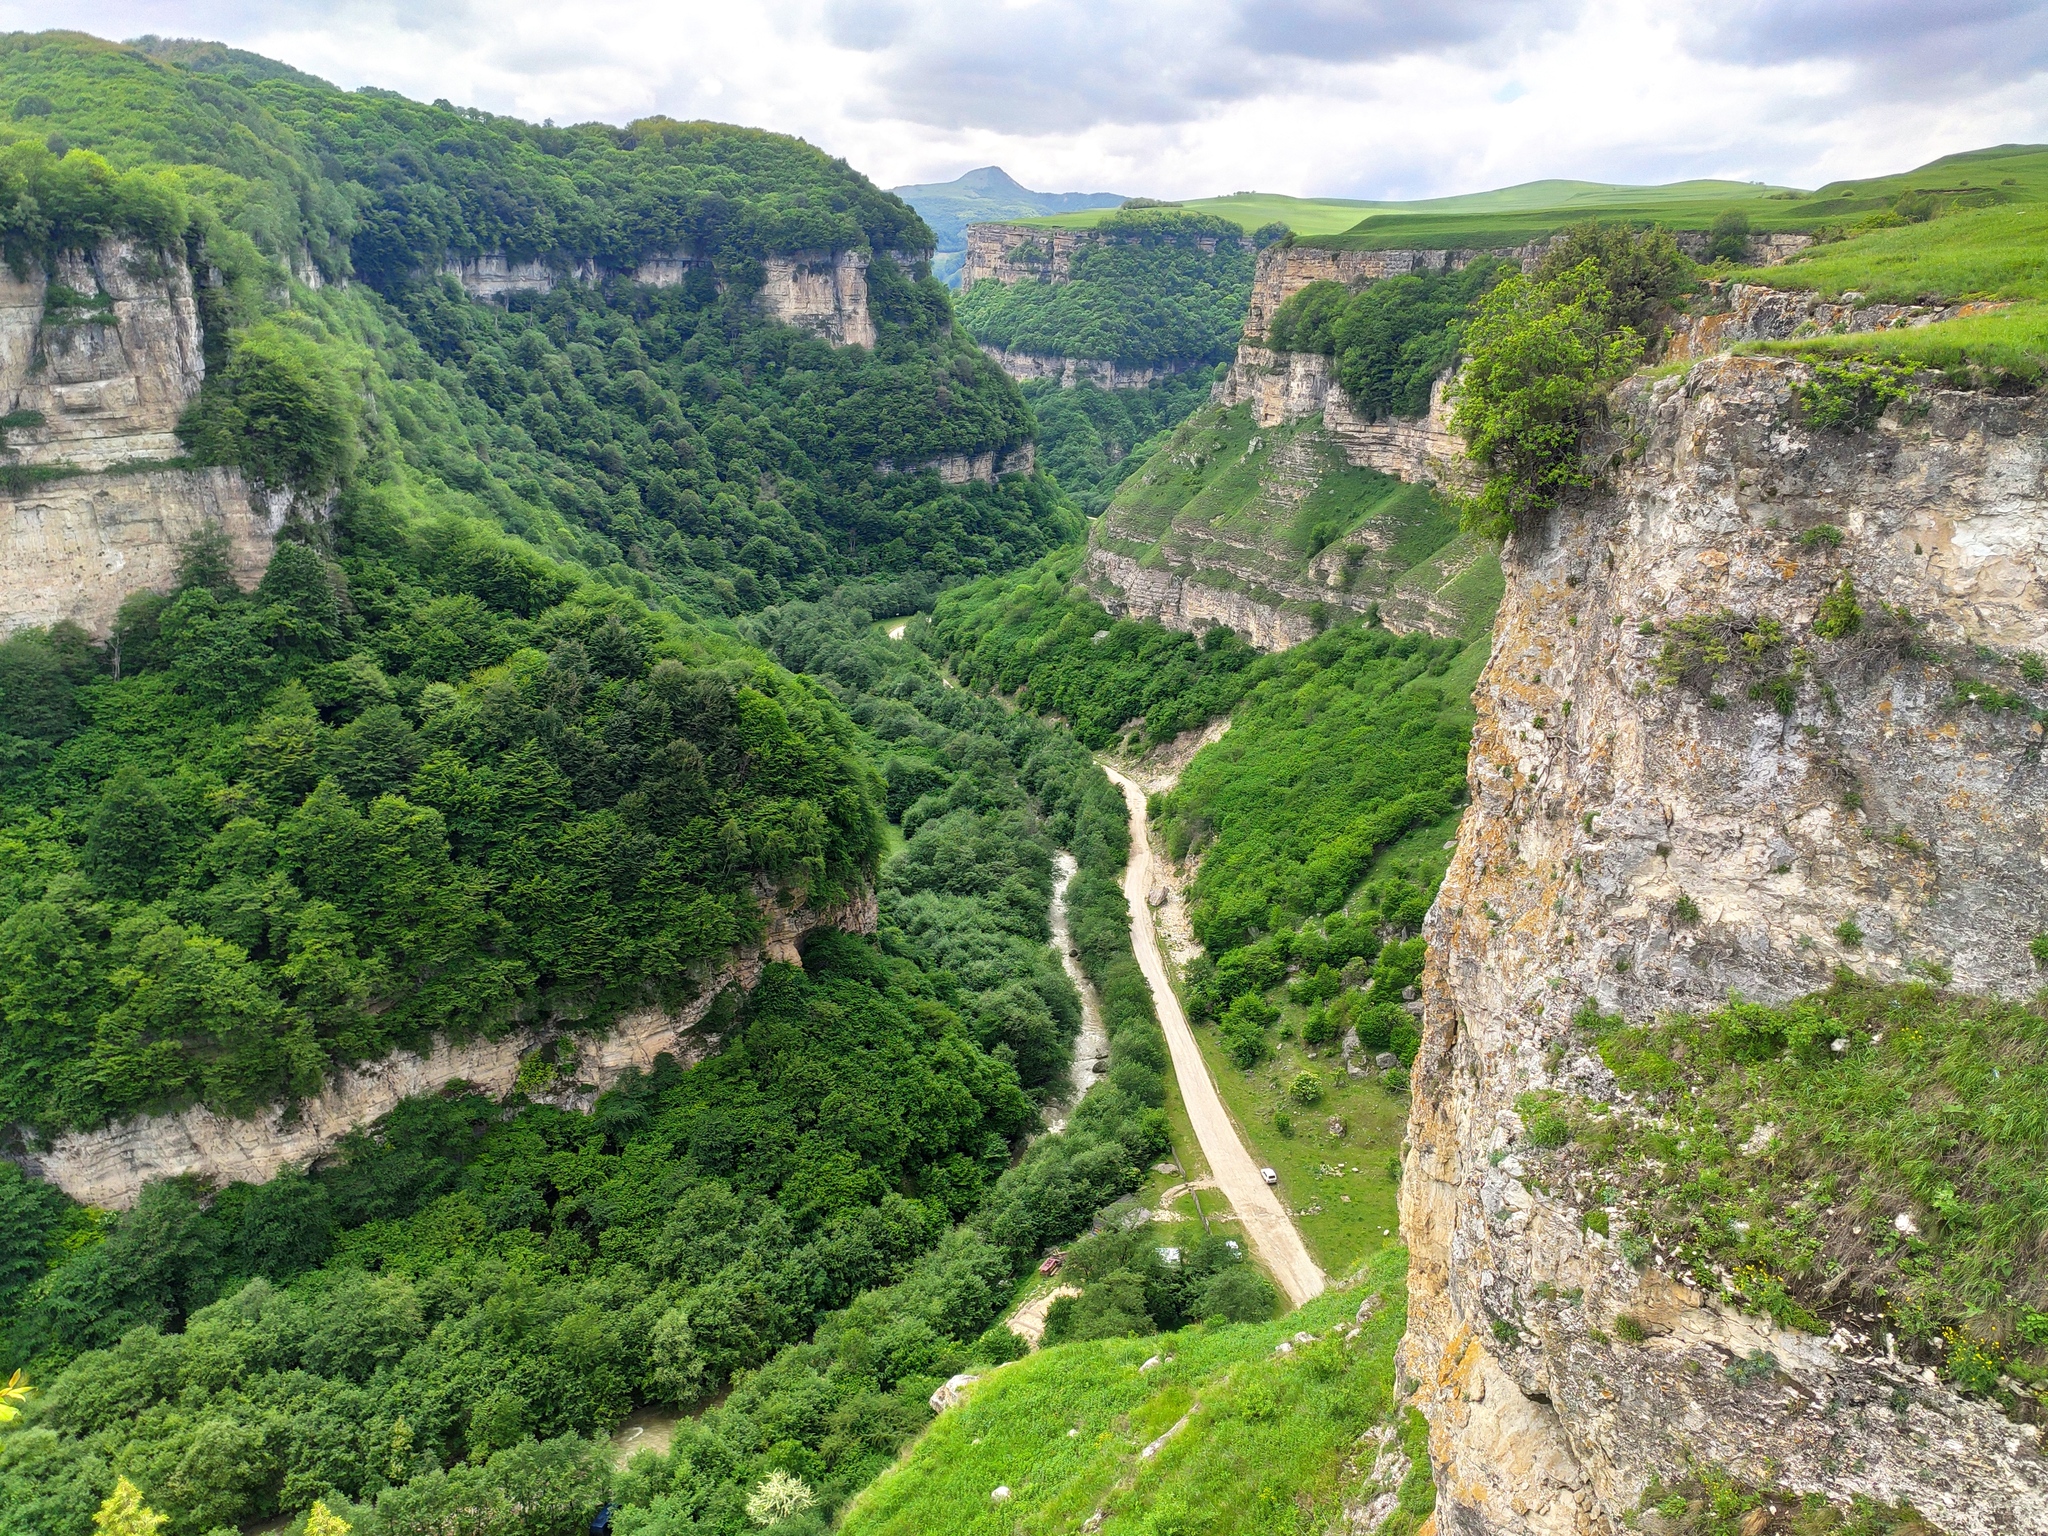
[1038,1251,1065,1275]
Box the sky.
[7,0,2047,201]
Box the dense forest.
[925,552,1262,749]
[0,600,1225,1536]
[924,561,1489,1069]
[955,207,1259,369]
[1019,369,1222,517]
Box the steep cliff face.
[23,882,879,1209]
[961,221,1106,287]
[437,244,907,350]
[982,348,1199,389]
[1402,354,2048,1534]
[0,239,276,637]
[1213,348,1473,490]
[757,248,883,347]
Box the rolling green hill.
[1014,145,2048,254]
[1313,144,2048,250]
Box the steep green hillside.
[0,608,1186,1536]
[957,207,1257,368]
[1090,403,1502,641]
[841,1251,1429,1536]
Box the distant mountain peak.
[954,166,1027,194]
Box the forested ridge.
[956,207,1258,369]
[0,31,1065,619]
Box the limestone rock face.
[0,466,280,637]
[1213,348,1473,491]
[0,241,207,470]
[22,883,880,1209]
[876,442,1035,485]
[0,239,283,638]
[757,249,881,348]
[1665,279,2007,364]
[1401,354,2048,1535]
[982,349,1199,390]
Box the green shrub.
[1516,1091,1572,1148]
[1707,208,1751,263]
[1813,575,1864,640]
[1613,1313,1648,1343]
[1288,1070,1324,1106]
[1792,360,1917,431]
[1672,894,1701,926]
[2030,933,2048,968]
[1798,523,1845,549]
[1835,918,1865,948]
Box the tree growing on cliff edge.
[1451,257,1643,540]
[1452,224,1689,541]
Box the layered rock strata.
[22,883,879,1209]
[437,244,924,352]
[1665,279,2011,363]
[0,239,275,638]
[1212,350,1472,491]
[982,349,1200,390]
[1402,354,2048,1535]
[876,442,1035,484]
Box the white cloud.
[5,0,2044,198]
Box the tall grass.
[840,1249,1426,1536]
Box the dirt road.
[1100,763,1327,1308]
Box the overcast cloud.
[7,0,2045,200]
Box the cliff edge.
[20,880,879,1209]
[1402,353,2048,1534]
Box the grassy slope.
[1727,200,2048,381]
[1310,144,2048,250]
[1093,403,1499,641]
[841,1249,1428,1536]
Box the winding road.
[1100,764,1327,1308]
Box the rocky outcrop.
[758,249,882,347]
[22,882,879,1209]
[1401,354,2048,1535]
[983,348,1200,390]
[0,239,279,638]
[877,442,1035,484]
[1213,349,1473,491]
[1665,279,2008,363]
[1244,234,1814,343]
[0,467,284,638]
[1083,545,1326,651]
[0,241,206,470]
